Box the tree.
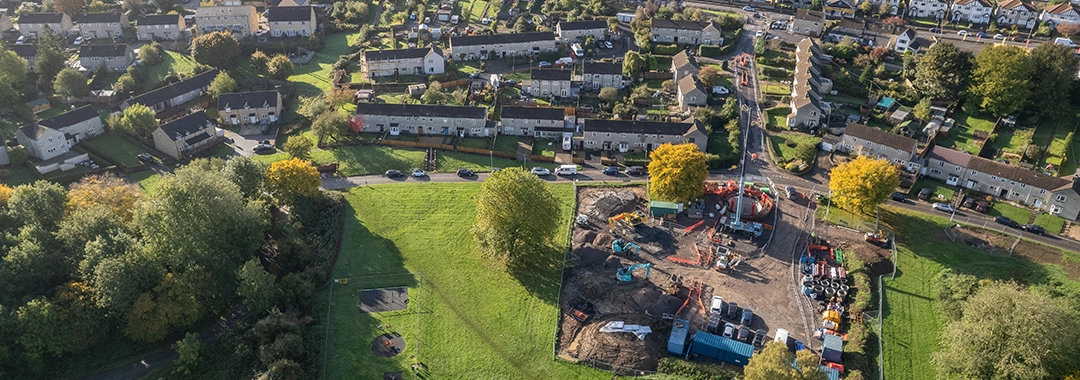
[883,15,905,27]
[914,43,973,101]
[190,31,240,69]
[745,341,828,380]
[236,259,277,315]
[172,332,201,376]
[648,143,708,203]
[1057,23,1080,38]
[53,68,89,97]
[623,50,645,78]
[224,156,267,199]
[268,54,294,80]
[877,1,892,16]
[88,0,105,12]
[153,0,176,12]
[913,97,932,121]
[699,65,720,87]
[67,173,143,221]
[661,79,677,92]
[15,298,66,362]
[472,167,560,262]
[513,15,531,33]
[325,87,352,109]
[599,87,620,106]
[829,156,899,214]
[138,42,164,66]
[208,71,237,97]
[283,134,313,160]
[297,95,329,119]
[113,74,135,94]
[36,28,67,89]
[54,0,84,18]
[1029,42,1078,118]
[422,81,446,104]
[858,0,872,14]
[8,181,67,230]
[122,0,141,18]
[251,50,270,75]
[0,47,29,107]
[869,46,889,61]
[265,158,320,205]
[933,283,1080,379]
[970,45,1033,117]
[116,103,158,136]
[310,110,348,142]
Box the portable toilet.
[668,319,690,355]
[822,334,843,363]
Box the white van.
[774,328,789,344]
[555,57,573,66]
[1055,37,1076,47]
[555,165,578,176]
[562,135,572,151]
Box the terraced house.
[1040,3,1080,27]
[555,20,608,41]
[266,6,316,37]
[524,69,573,98]
[360,46,445,79]
[194,3,259,37]
[838,123,922,173]
[672,51,699,81]
[151,112,221,160]
[77,13,128,39]
[908,0,950,18]
[582,61,628,90]
[78,44,135,72]
[17,12,73,37]
[788,39,830,129]
[449,32,556,60]
[121,69,220,112]
[136,14,186,41]
[350,103,491,137]
[583,119,708,153]
[217,90,283,125]
[499,106,572,137]
[650,19,723,45]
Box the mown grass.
[987,202,1032,224]
[1033,213,1067,234]
[765,106,790,129]
[81,132,149,168]
[288,32,362,94]
[127,170,163,194]
[768,132,818,164]
[252,145,553,175]
[532,138,557,157]
[144,51,197,91]
[0,164,38,186]
[907,177,954,202]
[325,183,610,379]
[939,111,996,154]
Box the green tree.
[829,156,900,214]
[913,97,932,121]
[172,332,201,376]
[54,0,84,18]
[236,259,277,315]
[113,73,135,94]
[117,103,159,136]
[1029,42,1078,118]
[224,156,268,199]
[36,28,67,89]
[265,158,320,205]
[422,81,446,104]
[914,42,973,101]
[970,45,1033,117]
[53,68,89,97]
[623,50,645,78]
[15,298,65,363]
[858,0,872,14]
[153,0,176,12]
[699,65,720,87]
[648,143,708,203]
[190,31,240,69]
[268,54,294,80]
[310,111,347,142]
[208,71,237,97]
[90,252,162,316]
[599,86,620,106]
[472,167,560,262]
[283,134,313,160]
[0,47,28,107]
[88,0,105,12]
[250,50,270,75]
[933,283,1080,380]
[513,15,532,33]
[745,341,828,380]
[8,180,67,230]
[138,41,164,66]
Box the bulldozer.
[612,239,642,256]
[608,211,646,231]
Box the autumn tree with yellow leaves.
[648,143,708,203]
[66,173,144,221]
[829,156,900,214]
[265,158,320,205]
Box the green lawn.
[288,32,362,94]
[127,170,163,194]
[440,151,554,172]
[762,84,790,95]
[766,106,790,129]
[990,127,1033,158]
[325,183,610,379]
[458,137,492,150]
[80,132,149,168]
[937,111,996,154]
[1033,213,1067,234]
[1062,132,1080,177]
[1032,119,1075,169]
[532,138,557,157]
[0,164,38,186]
[34,105,69,121]
[493,135,520,154]
[768,132,819,164]
[252,145,550,175]
[908,177,955,202]
[504,72,529,81]
[144,51,197,91]
[988,202,1032,224]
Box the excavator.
[608,211,646,231]
[616,263,651,282]
[612,239,642,256]
[865,230,891,247]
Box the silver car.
[722,323,736,338]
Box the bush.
[699,45,722,58]
[657,357,739,380]
[652,44,681,55]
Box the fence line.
[552,181,578,360]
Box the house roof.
[585,118,703,135]
[79,44,129,58]
[501,105,565,120]
[584,61,623,75]
[18,123,58,140]
[792,93,821,110]
[354,103,487,119]
[10,43,36,59]
[672,51,699,71]
[450,32,554,47]
[1044,2,1078,15]
[271,0,309,6]
[963,150,1070,190]
[18,13,65,24]
[38,105,98,130]
[78,13,123,24]
[825,0,854,8]
[796,38,821,56]
[651,19,713,31]
[998,0,1036,11]
[836,18,864,31]
[845,123,916,150]
[900,28,916,39]
[363,46,441,62]
[266,6,314,22]
[927,145,973,167]
[531,68,571,81]
[158,111,215,139]
[678,75,706,96]
[127,69,220,108]
[795,8,825,21]
[558,20,607,31]
[954,0,992,7]
[137,14,181,26]
[217,90,281,111]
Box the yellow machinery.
[608,211,646,231]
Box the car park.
[385,169,403,178]
[530,167,551,176]
[602,166,619,176]
[722,323,736,338]
[626,166,646,176]
[1022,224,1045,235]
[456,168,474,177]
[932,202,954,213]
[411,168,426,177]
[995,216,1021,229]
[710,296,724,314]
[726,302,739,319]
[737,326,750,341]
[741,308,753,326]
[752,329,767,347]
[891,192,906,202]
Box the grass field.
[145,51,197,91]
[0,164,38,186]
[81,132,149,168]
[325,183,610,379]
[988,202,1032,224]
[252,145,552,175]
[765,106,790,129]
[908,178,955,202]
[127,170,163,194]
[532,138,557,157]
[1033,213,1067,234]
[768,132,819,164]
[288,32,362,94]
[493,135,520,154]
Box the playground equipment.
[714,246,743,271]
[864,231,891,247]
[612,239,642,256]
[616,263,652,282]
[608,211,646,231]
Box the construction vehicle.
[575,214,589,227]
[608,210,646,231]
[612,239,642,256]
[715,246,743,271]
[865,230,891,247]
[616,263,652,282]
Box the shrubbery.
[657,357,739,380]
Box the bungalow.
[823,0,857,18]
[790,9,826,36]
[995,0,1038,28]
[350,103,491,137]
[908,0,950,19]
[583,61,628,90]
[449,32,556,61]
[18,13,74,37]
[1040,3,1080,27]
[217,90,283,125]
[121,69,220,112]
[14,105,103,160]
[583,118,708,152]
[672,50,699,81]
[650,19,723,45]
[360,46,445,79]
[524,69,573,98]
[839,123,922,172]
[556,20,608,41]
[266,6,316,37]
[951,0,994,25]
[677,75,707,111]
[499,106,572,137]
[78,44,135,72]
[136,14,186,41]
[77,13,128,39]
[151,112,221,160]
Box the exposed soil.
[811,225,895,277]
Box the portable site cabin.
[668,319,690,355]
[650,201,683,217]
[822,333,843,363]
[691,331,754,366]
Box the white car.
[412,168,426,177]
[722,322,736,338]
[932,202,955,213]
[755,30,764,38]
[604,41,613,49]
[74,36,84,46]
[710,296,724,314]
[742,5,754,11]
[530,167,551,176]
[957,30,969,36]
[993,34,1005,40]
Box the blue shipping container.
[822,334,843,363]
[692,331,755,366]
[819,366,840,380]
[668,319,690,355]
[691,331,721,359]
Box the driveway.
[224,125,278,157]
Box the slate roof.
[650,19,711,31]
[18,13,65,24]
[10,44,36,59]
[678,75,706,96]
[159,111,214,138]
[137,14,181,26]
[266,6,314,22]
[38,105,98,130]
[558,20,608,31]
[927,145,1072,190]
[954,0,992,7]
[501,106,565,120]
[1044,3,1078,15]
[672,51,698,71]
[795,8,825,21]
[531,68,571,81]
[998,0,1036,11]
[363,46,441,62]
[451,32,554,47]
[900,28,916,39]
[844,123,916,150]
[18,124,57,140]
[584,61,623,75]
[127,69,219,108]
[354,103,487,119]
[218,91,280,111]
[927,145,973,167]
[78,13,123,24]
[585,119,702,135]
[79,44,129,57]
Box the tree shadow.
[505,244,564,305]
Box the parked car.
[752,329,767,347]
[626,166,647,176]
[1022,224,1045,235]
[929,27,940,33]
[253,143,275,154]
[1012,36,1027,42]
[741,308,753,326]
[726,302,739,319]
[975,201,989,213]
[722,322,736,338]
[710,296,724,314]
[918,188,931,200]
[469,72,483,79]
[993,33,1005,40]
[932,202,954,213]
[385,169,403,178]
[737,326,751,341]
[137,153,154,163]
[15,35,24,44]
[785,186,798,199]
[602,166,619,176]
[604,41,612,49]
[530,167,551,176]
[957,30,969,36]
[975,31,987,38]
[742,5,754,11]
[755,30,764,38]
[891,192,907,202]
[411,168,426,177]
[74,36,84,46]
[456,168,474,177]
[538,61,552,68]
[995,216,1021,229]
[962,197,975,209]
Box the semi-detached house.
[583,119,708,153]
[672,51,699,81]
[15,105,103,161]
[79,44,135,72]
[217,90,283,125]
[266,6,316,37]
[136,14,186,41]
[908,0,950,19]
[499,106,572,137]
[525,69,572,98]
[350,103,492,137]
[195,4,258,37]
[151,111,221,160]
[995,0,1037,28]
[360,46,445,79]
[1041,3,1080,27]
[77,13,127,39]
[449,32,556,61]
[951,0,994,25]
[583,61,628,90]
[650,19,722,46]
[12,44,37,72]
[18,13,73,37]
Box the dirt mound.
[593,233,615,248]
[564,314,670,371]
[574,230,598,246]
[629,287,662,310]
[574,246,613,266]
[580,187,646,221]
